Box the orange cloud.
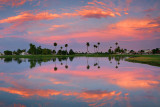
[49,24,68,31]
[0,86,126,106]
[77,7,116,18]
[0,11,61,24]
[26,17,160,44]
[0,0,32,7]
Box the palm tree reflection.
[86,57,90,70]
[53,58,58,71]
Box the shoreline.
[0,54,140,58]
[0,54,160,67]
[125,55,160,67]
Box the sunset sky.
[0,0,160,52]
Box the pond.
[0,57,160,107]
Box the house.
[144,49,152,54]
[0,52,3,56]
[20,52,28,55]
[124,50,130,54]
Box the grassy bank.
[126,55,160,67]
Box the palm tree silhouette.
[93,45,96,53]
[65,58,68,69]
[95,45,98,53]
[60,46,63,50]
[115,42,118,48]
[60,46,63,55]
[65,44,68,55]
[97,42,100,53]
[86,42,90,53]
[53,58,58,71]
[86,57,90,70]
[54,42,57,53]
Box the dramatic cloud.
[0,11,61,24]
[0,0,159,50]
[77,7,116,19]
[0,0,31,7]
[24,17,160,44]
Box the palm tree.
[65,44,68,55]
[115,42,118,48]
[53,58,57,71]
[54,42,57,53]
[86,42,90,53]
[86,57,90,70]
[97,42,100,53]
[93,45,96,53]
[95,45,98,53]
[60,46,63,55]
[60,46,63,50]
[65,57,68,69]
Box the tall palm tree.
[54,42,57,53]
[60,46,63,55]
[60,46,63,50]
[86,57,90,70]
[97,42,100,53]
[65,58,68,69]
[95,45,98,53]
[93,45,96,53]
[65,44,68,55]
[115,42,118,48]
[86,42,90,53]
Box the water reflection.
[0,57,160,107]
[1,56,125,70]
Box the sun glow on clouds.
[0,0,33,7]
[0,0,159,47]
[25,17,160,44]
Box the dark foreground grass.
[126,55,160,67]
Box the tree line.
[1,42,160,55]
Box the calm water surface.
[0,57,160,107]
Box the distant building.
[124,50,130,54]
[0,52,3,56]
[144,49,152,54]
[20,52,29,55]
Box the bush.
[4,50,12,55]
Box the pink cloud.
[0,35,3,38]
[76,7,116,19]
[49,24,68,31]
[0,11,61,24]
[0,0,32,7]
[24,17,160,44]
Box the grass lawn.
[125,55,160,67]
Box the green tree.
[4,50,12,55]
[108,49,112,54]
[28,43,36,55]
[37,46,42,54]
[69,49,75,55]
